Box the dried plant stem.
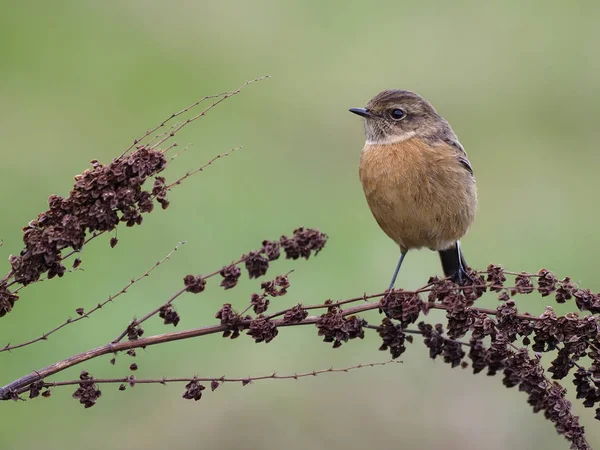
[0,270,13,285]
[112,286,187,343]
[165,147,241,190]
[0,293,548,399]
[1,301,376,397]
[112,254,248,343]
[42,359,401,388]
[117,75,268,160]
[12,267,83,294]
[1,242,185,353]
[150,76,270,151]
[117,94,226,159]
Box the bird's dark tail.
[438,243,468,283]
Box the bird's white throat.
[365,130,416,146]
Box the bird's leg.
[453,241,471,285]
[388,251,407,291]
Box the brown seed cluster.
[261,275,290,297]
[573,288,600,313]
[486,263,506,292]
[372,266,600,449]
[218,228,326,284]
[178,230,326,341]
[72,371,102,408]
[126,323,144,341]
[159,305,180,327]
[262,239,281,261]
[8,146,167,288]
[245,252,269,279]
[430,269,599,448]
[538,269,558,297]
[215,261,600,449]
[504,349,586,449]
[219,265,241,289]
[182,379,205,401]
[247,316,278,343]
[249,274,291,315]
[513,272,535,294]
[316,304,365,348]
[215,273,294,343]
[499,301,533,342]
[418,322,466,367]
[183,274,206,293]
[151,176,170,210]
[282,304,309,324]
[28,380,47,399]
[0,286,19,318]
[250,294,269,315]
[215,304,249,339]
[378,318,412,359]
[280,227,328,260]
[379,290,425,326]
[427,272,485,306]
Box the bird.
[349,89,477,289]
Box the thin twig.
[116,85,232,161]
[1,242,185,353]
[111,254,248,343]
[165,146,242,190]
[42,359,401,388]
[12,267,83,294]
[0,294,550,398]
[149,76,270,151]
[0,304,375,397]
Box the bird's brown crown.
[351,89,455,145]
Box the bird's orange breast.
[359,137,477,252]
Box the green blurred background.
[1,1,599,449]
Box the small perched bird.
[350,90,477,289]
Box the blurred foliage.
[1,1,599,449]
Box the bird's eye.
[390,109,406,120]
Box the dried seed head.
[280,228,328,260]
[537,269,558,297]
[126,323,144,341]
[379,290,424,326]
[514,273,535,295]
[247,317,278,343]
[486,264,506,292]
[250,293,270,314]
[378,318,408,359]
[183,275,206,293]
[0,287,19,317]
[261,240,281,261]
[159,305,181,327]
[282,304,308,324]
[182,380,205,401]
[219,264,241,290]
[9,146,167,290]
[72,371,102,408]
[316,306,365,348]
[215,304,246,339]
[244,252,269,279]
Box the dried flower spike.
[9,146,167,289]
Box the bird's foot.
[452,266,473,286]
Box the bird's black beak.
[349,107,374,118]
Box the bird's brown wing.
[444,138,474,175]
